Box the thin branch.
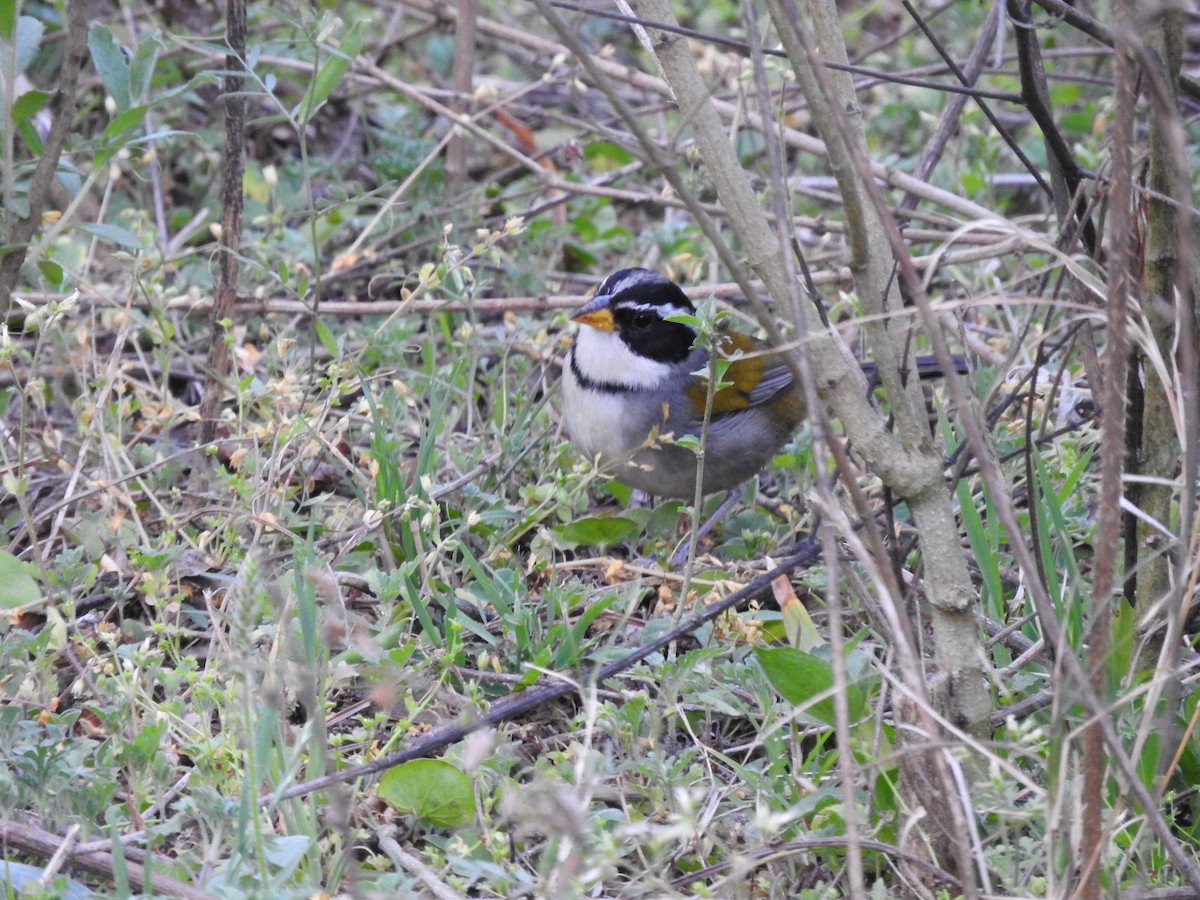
[271,543,822,802]
[898,0,1051,208]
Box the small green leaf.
[18,119,42,155]
[1049,83,1082,106]
[755,646,864,728]
[37,259,64,287]
[1059,111,1093,136]
[424,34,455,77]
[0,551,41,609]
[11,88,50,125]
[99,104,149,142]
[377,759,474,828]
[262,835,310,870]
[960,171,985,196]
[584,140,633,171]
[313,318,341,356]
[295,21,362,124]
[88,24,132,112]
[55,164,83,196]
[128,33,164,104]
[603,479,633,505]
[779,588,823,652]
[551,515,641,549]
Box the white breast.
[562,329,674,464]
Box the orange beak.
[570,293,615,332]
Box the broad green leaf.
[88,24,132,112]
[73,222,143,250]
[551,514,641,549]
[4,16,45,78]
[377,759,474,828]
[0,550,41,609]
[755,646,864,728]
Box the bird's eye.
[632,311,654,329]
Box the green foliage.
[0,550,40,608]
[378,759,475,827]
[0,0,1195,896]
[756,645,867,728]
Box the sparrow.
[561,267,805,498]
[562,268,965,501]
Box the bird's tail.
[860,354,969,387]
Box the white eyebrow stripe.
[598,268,664,294]
[615,300,692,316]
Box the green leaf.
[755,646,864,728]
[603,479,633,505]
[1059,111,1093,136]
[377,759,474,827]
[73,222,143,250]
[88,24,132,112]
[1050,83,1082,106]
[0,861,94,899]
[262,835,310,871]
[313,318,340,356]
[0,550,41,609]
[11,89,50,124]
[5,16,45,78]
[960,171,985,197]
[734,127,765,163]
[18,118,42,155]
[424,34,455,78]
[37,259,64,287]
[583,140,633,172]
[99,104,149,142]
[295,21,362,124]
[551,514,641,550]
[779,587,823,651]
[55,163,83,196]
[128,33,164,104]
